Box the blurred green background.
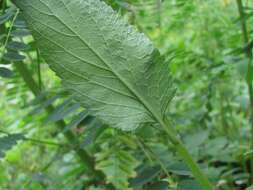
[1,0,253,189]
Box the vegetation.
[0,0,253,189]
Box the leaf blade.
[13,0,174,131]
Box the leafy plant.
[11,0,214,189]
[1,0,253,189]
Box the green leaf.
[95,149,139,189]
[178,179,202,190]
[147,181,169,190]
[0,7,15,25]
[2,51,26,62]
[14,20,27,28]
[63,110,89,132]
[11,29,31,37]
[6,41,30,51]
[203,137,228,157]
[0,134,24,159]
[184,130,209,149]
[30,94,60,114]
[129,166,161,188]
[0,59,12,65]
[0,67,13,78]
[44,98,80,124]
[13,0,175,131]
[0,34,6,43]
[81,119,104,147]
[167,162,192,176]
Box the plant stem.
[161,122,214,190]
[36,49,42,90]
[3,8,19,49]
[176,143,213,190]
[235,0,253,183]
[236,0,249,44]
[156,0,162,30]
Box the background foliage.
[0,0,253,189]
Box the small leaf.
[6,41,30,51]
[130,166,161,188]
[0,34,6,43]
[0,67,13,78]
[236,59,249,78]
[30,94,60,114]
[63,110,89,132]
[0,13,12,25]
[0,7,15,25]
[44,99,80,123]
[184,130,209,148]
[0,133,24,159]
[204,137,228,156]
[0,59,12,65]
[147,181,169,190]
[11,29,31,37]
[167,162,192,176]
[178,179,202,190]
[96,149,139,189]
[81,119,104,147]
[3,51,26,62]
[14,20,27,28]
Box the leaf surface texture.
[13,0,174,131]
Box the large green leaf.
[13,0,175,131]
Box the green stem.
[236,0,249,44]
[161,123,214,190]
[36,49,42,90]
[156,0,162,30]
[3,8,19,49]
[176,143,213,190]
[236,0,253,183]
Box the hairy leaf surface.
[13,0,175,131]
